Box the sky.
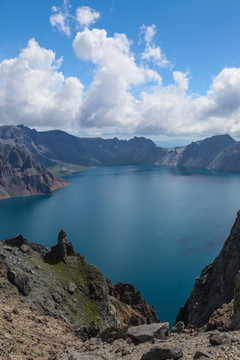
[0,0,240,144]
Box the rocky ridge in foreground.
[2,265,240,360]
[4,213,240,358]
[0,230,160,330]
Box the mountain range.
[0,125,240,173]
[1,124,240,199]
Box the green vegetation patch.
[48,162,92,177]
[83,299,99,322]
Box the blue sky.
[0,0,240,143]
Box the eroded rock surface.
[108,281,159,326]
[0,143,66,199]
[2,246,240,359]
[0,231,121,332]
[177,210,240,328]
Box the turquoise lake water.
[1,165,240,325]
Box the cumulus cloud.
[76,6,100,28]
[71,26,240,137]
[50,2,100,35]
[50,1,71,36]
[2,14,240,139]
[73,28,161,129]
[0,39,83,132]
[140,24,157,43]
[140,24,171,68]
[142,45,170,68]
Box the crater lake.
[1,165,240,325]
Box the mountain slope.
[1,125,240,173]
[0,125,166,167]
[0,143,66,199]
[176,210,240,328]
[176,134,235,168]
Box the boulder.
[52,293,62,303]
[89,338,103,346]
[20,244,30,254]
[127,322,169,343]
[194,349,213,359]
[172,321,185,333]
[141,345,183,360]
[7,269,31,296]
[78,321,100,341]
[209,333,227,345]
[99,324,127,343]
[68,282,77,294]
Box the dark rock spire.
[45,229,76,263]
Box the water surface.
[1,165,240,325]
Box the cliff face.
[177,210,240,328]
[108,281,159,326]
[0,144,66,199]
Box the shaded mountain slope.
[0,125,165,167]
[176,134,235,168]
[0,144,66,199]
[176,210,240,328]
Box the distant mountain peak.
[202,133,235,142]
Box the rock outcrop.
[3,227,240,358]
[177,210,240,328]
[0,231,121,332]
[45,229,77,264]
[0,143,66,199]
[227,271,240,329]
[0,231,159,335]
[108,281,159,326]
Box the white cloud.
[173,71,189,91]
[76,6,100,28]
[72,27,240,137]
[50,2,71,37]
[142,44,170,68]
[0,39,83,132]
[73,28,161,129]
[140,24,156,43]
[50,11,71,37]
[50,2,100,35]
[2,18,240,139]
[140,24,171,68]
